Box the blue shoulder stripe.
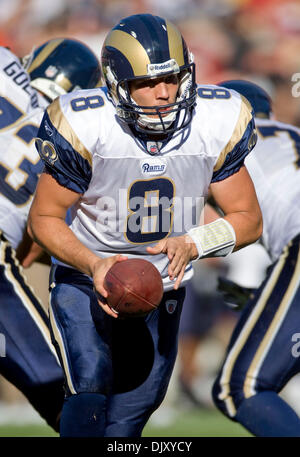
[211,117,257,182]
[36,109,92,194]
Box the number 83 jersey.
[36,85,255,290]
[0,47,45,248]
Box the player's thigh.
[104,288,185,435]
[49,265,113,395]
[0,238,62,387]
[216,239,300,406]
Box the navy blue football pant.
[213,235,300,436]
[49,265,185,437]
[0,232,64,431]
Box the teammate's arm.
[27,172,127,317]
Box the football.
[104,258,164,318]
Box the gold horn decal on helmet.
[166,21,184,67]
[104,30,150,76]
[27,38,65,74]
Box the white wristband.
[187,218,236,260]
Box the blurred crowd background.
[1,0,300,431]
[1,0,300,124]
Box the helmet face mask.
[117,64,196,135]
[101,14,197,136]
[24,38,102,101]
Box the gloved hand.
[217,276,255,311]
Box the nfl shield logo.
[150,145,157,154]
[166,300,177,314]
[146,141,161,155]
[45,65,58,78]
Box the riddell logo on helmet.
[45,65,58,78]
[147,59,179,76]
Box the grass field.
[0,408,252,437]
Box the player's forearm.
[224,209,262,251]
[27,215,101,277]
[204,202,263,250]
[204,166,263,257]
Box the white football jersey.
[0,47,46,248]
[245,117,300,261]
[0,47,39,114]
[37,85,255,290]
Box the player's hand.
[16,229,49,268]
[92,254,128,318]
[217,276,255,311]
[147,235,196,290]
[21,241,46,268]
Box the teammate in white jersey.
[0,40,101,431]
[213,79,300,437]
[28,14,262,437]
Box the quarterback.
[28,14,262,437]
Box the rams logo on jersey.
[141,158,167,176]
[35,138,58,165]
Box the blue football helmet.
[218,79,272,118]
[24,38,102,101]
[101,14,197,136]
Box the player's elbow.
[27,215,35,241]
[27,209,39,243]
[256,213,263,242]
[254,204,263,240]
[248,204,263,245]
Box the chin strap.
[136,109,176,131]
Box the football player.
[0,40,101,431]
[212,79,300,437]
[28,14,262,437]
